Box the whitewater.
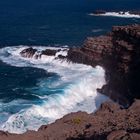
[0,46,108,134]
[89,11,140,18]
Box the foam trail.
[0,46,109,133]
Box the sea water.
[0,0,139,134]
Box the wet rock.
[41,49,58,56]
[20,47,37,58]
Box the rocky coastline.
[67,24,140,106]
[0,24,140,140]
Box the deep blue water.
[0,0,140,133]
[0,0,140,46]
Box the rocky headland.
[68,24,140,106]
[0,24,140,140]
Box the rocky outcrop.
[41,49,58,56]
[67,35,113,67]
[20,47,67,59]
[20,47,37,58]
[67,24,140,105]
[0,100,140,140]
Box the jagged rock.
[20,48,68,60]
[41,49,58,56]
[68,24,140,105]
[129,11,140,15]
[20,47,37,58]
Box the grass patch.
[72,118,82,124]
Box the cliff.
[67,24,140,106]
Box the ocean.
[0,0,139,133]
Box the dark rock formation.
[41,49,58,56]
[0,100,140,140]
[129,11,140,15]
[20,47,37,58]
[20,47,67,60]
[67,24,140,105]
[20,48,58,59]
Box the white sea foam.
[0,46,109,133]
[89,11,140,18]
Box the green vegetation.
[72,118,82,124]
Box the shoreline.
[0,24,140,139]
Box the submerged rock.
[20,47,67,60]
[41,49,58,56]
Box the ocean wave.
[0,46,109,133]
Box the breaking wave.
[0,46,108,134]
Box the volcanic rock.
[20,47,37,58]
[68,24,140,105]
[41,49,58,56]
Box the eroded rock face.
[68,24,140,105]
[0,100,140,140]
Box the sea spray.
[0,46,108,133]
